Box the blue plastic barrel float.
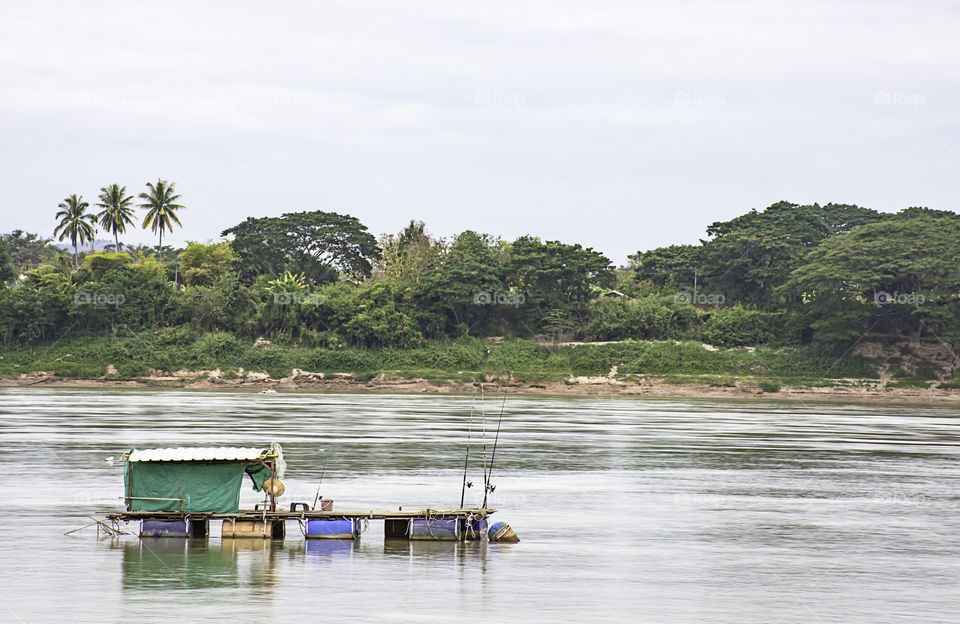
[305,518,359,539]
[487,521,520,543]
[409,517,460,540]
[462,516,488,540]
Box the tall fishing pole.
[483,387,508,508]
[312,449,328,510]
[479,382,488,495]
[459,389,477,508]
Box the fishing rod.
[479,382,488,489]
[483,387,508,508]
[459,389,477,508]
[312,449,328,510]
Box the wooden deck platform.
[105,507,495,522]
[105,507,497,540]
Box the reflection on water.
[120,533,491,596]
[120,538,284,591]
[381,537,489,566]
[306,538,357,558]
[4,389,960,623]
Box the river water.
[2,388,958,623]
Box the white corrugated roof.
[128,447,268,462]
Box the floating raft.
[104,507,498,541]
[105,445,518,543]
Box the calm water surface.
[2,388,959,623]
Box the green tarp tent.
[123,448,273,514]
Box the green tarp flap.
[245,463,271,492]
[125,461,249,513]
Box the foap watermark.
[874,290,924,306]
[673,492,726,507]
[474,90,525,108]
[473,291,525,307]
[274,88,327,110]
[673,90,725,108]
[865,488,932,507]
[273,291,326,306]
[74,291,125,307]
[74,90,126,111]
[873,91,926,108]
[674,291,724,306]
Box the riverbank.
[4,369,960,405]
[3,334,958,405]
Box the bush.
[240,346,293,378]
[701,305,778,347]
[619,342,728,375]
[189,332,245,368]
[584,296,680,341]
[758,379,782,393]
[886,379,929,389]
[304,348,378,372]
[913,361,943,381]
[486,340,551,371]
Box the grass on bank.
[0,330,891,388]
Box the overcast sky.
[1,0,957,263]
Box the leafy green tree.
[629,244,703,292]
[374,220,446,284]
[505,236,614,333]
[176,273,255,334]
[71,260,178,333]
[786,216,960,344]
[1,262,73,344]
[54,194,96,270]
[129,251,168,281]
[0,238,14,284]
[223,210,381,284]
[0,283,72,344]
[326,280,425,348]
[81,251,134,280]
[125,243,176,263]
[178,241,237,286]
[885,206,960,221]
[584,295,683,340]
[701,305,778,346]
[698,202,883,307]
[0,230,66,272]
[95,184,136,251]
[417,231,505,337]
[138,180,184,263]
[255,271,331,341]
[23,264,71,291]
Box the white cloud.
[1,0,958,261]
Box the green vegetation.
[138,180,184,262]
[0,332,882,387]
[53,194,95,270]
[1,195,958,390]
[95,184,136,251]
[758,380,782,393]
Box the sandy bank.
[3,369,960,405]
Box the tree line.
[51,180,183,269]
[1,192,958,351]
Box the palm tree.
[53,194,95,270]
[138,180,184,262]
[95,184,135,251]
